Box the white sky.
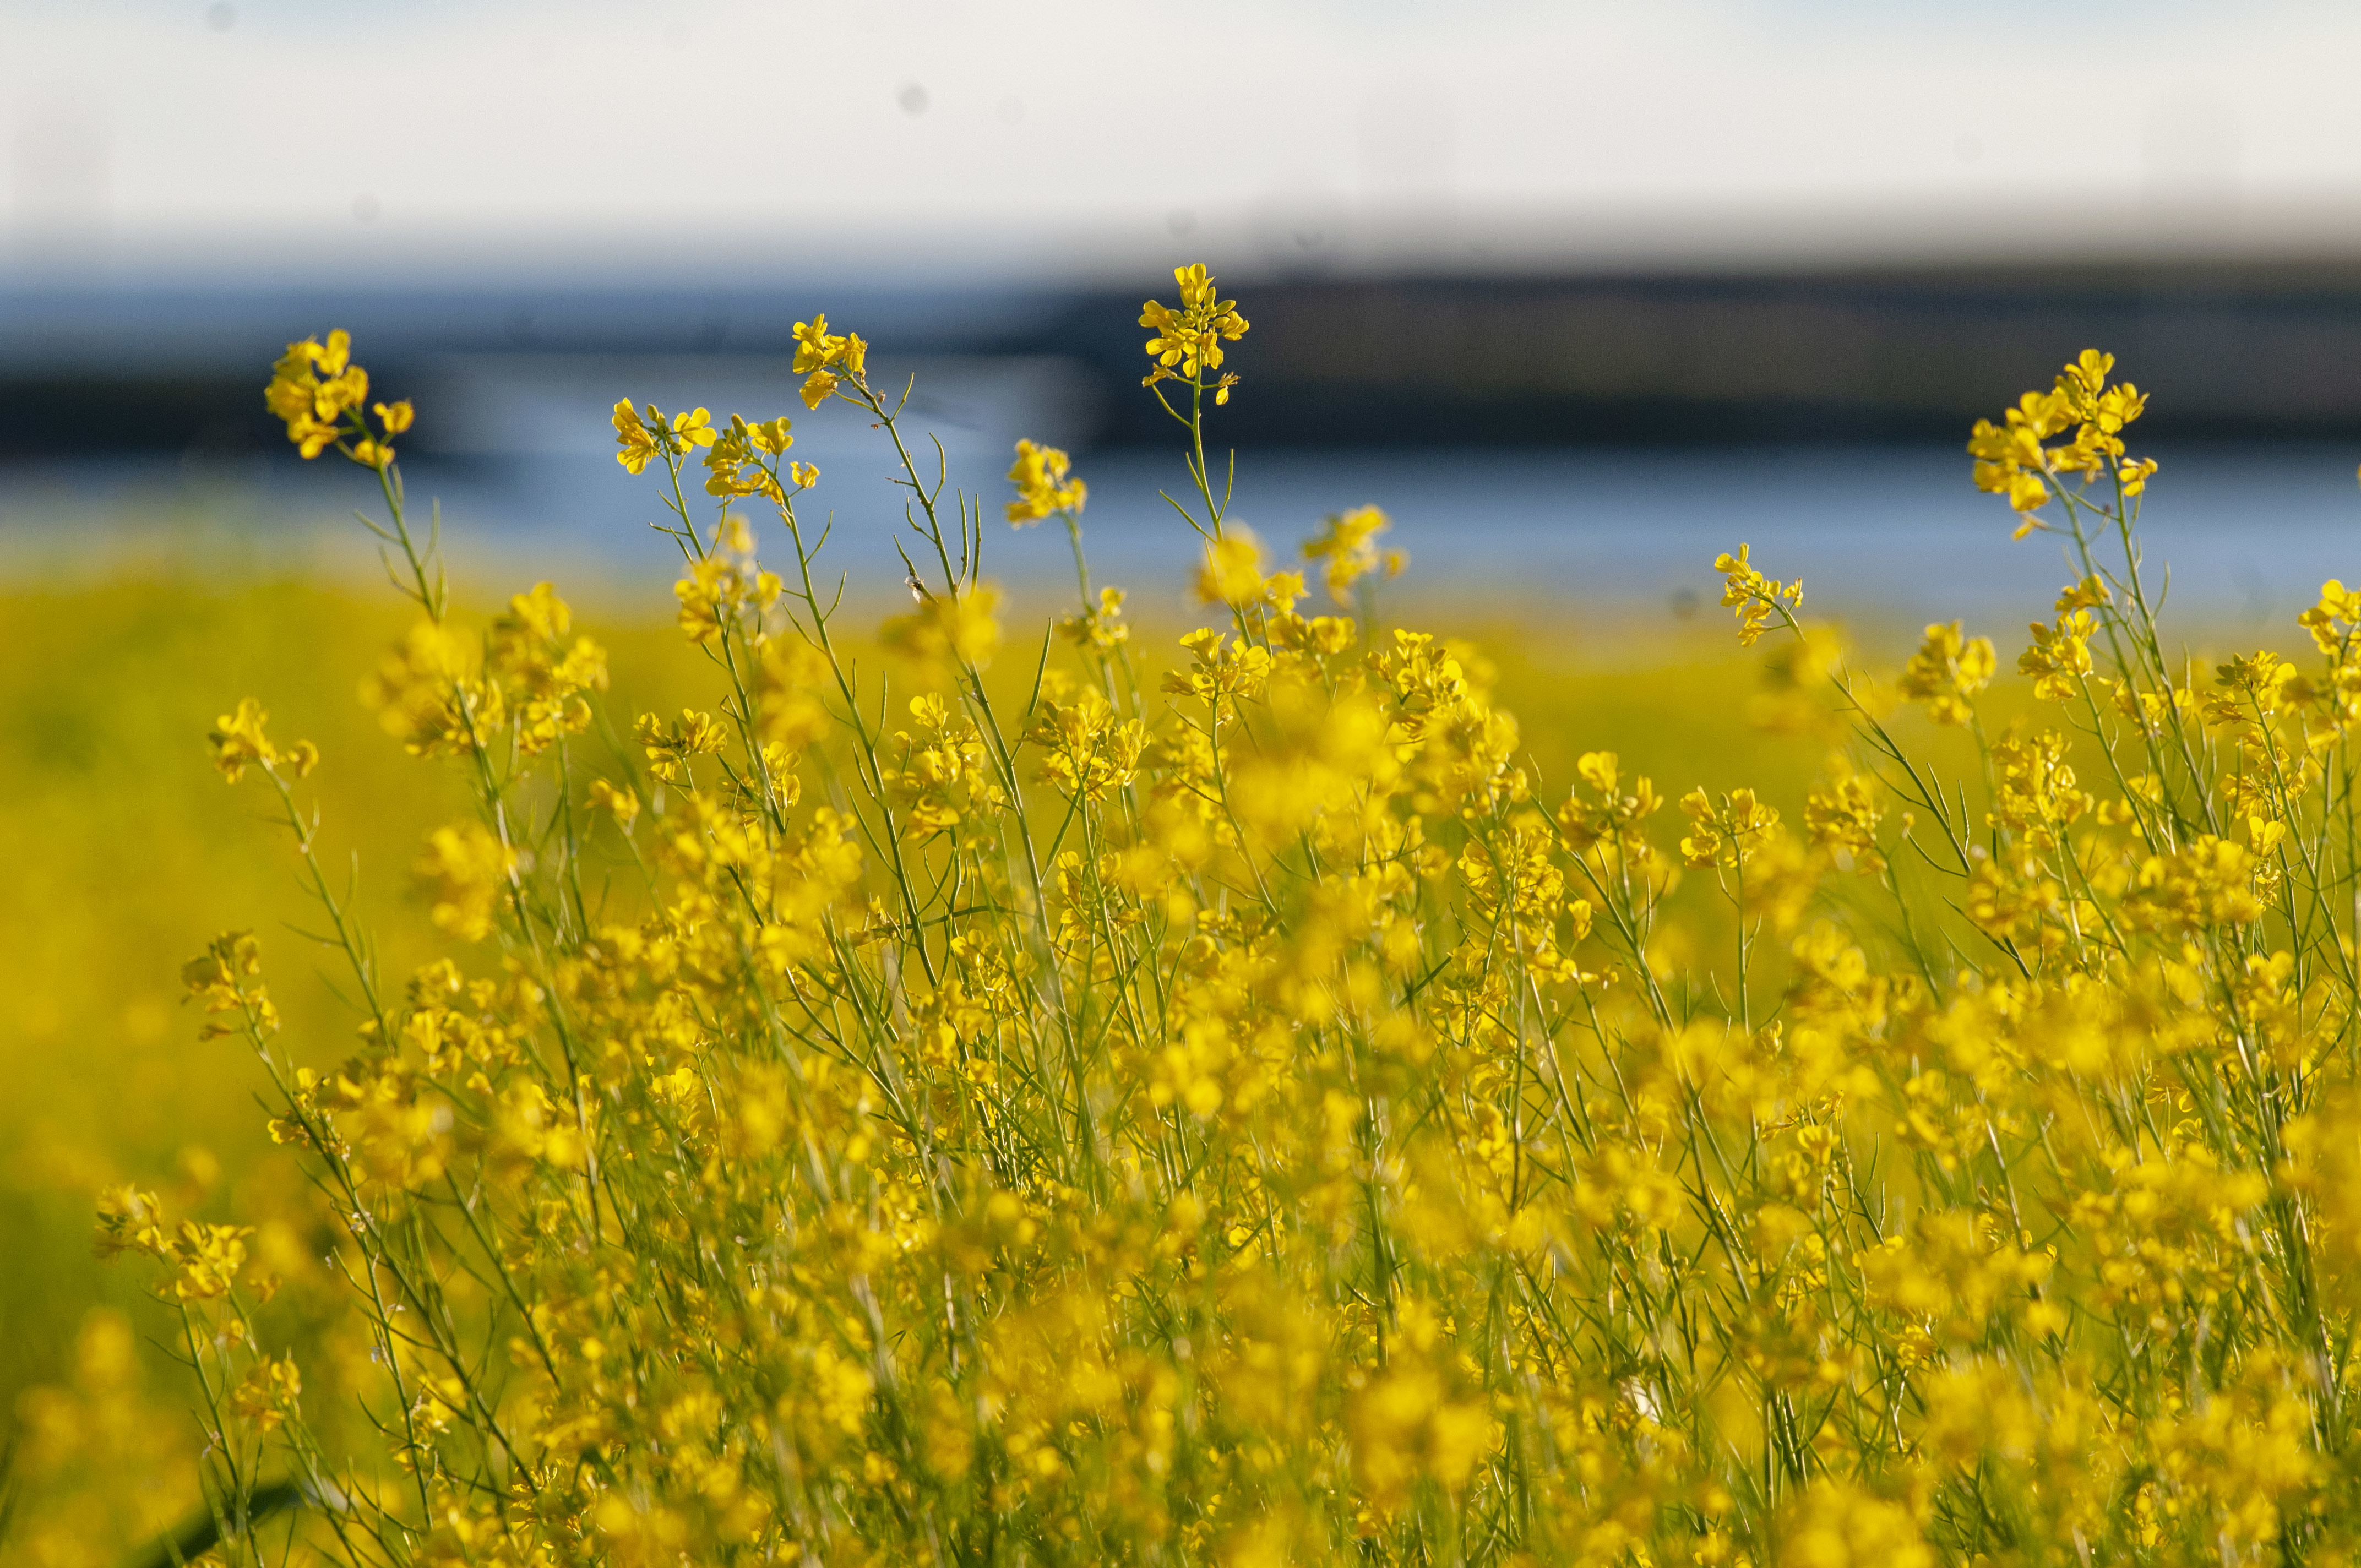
[8,0,2361,284]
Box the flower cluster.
[265,328,412,465]
[1141,263,1249,404]
[206,698,317,783]
[792,312,868,408]
[1898,620,1996,726]
[1713,542,1805,646]
[1967,348,2157,536]
[1301,504,1407,605]
[1005,438,1087,525]
[612,400,716,475]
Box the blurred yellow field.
[0,571,1791,1354]
[0,563,1821,1551]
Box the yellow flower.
[747,415,794,455]
[635,709,727,784]
[1679,786,1781,869]
[1059,585,1130,651]
[792,314,866,407]
[1139,263,1250,394]
[668,406,717,450]
[1160,626,1272,716]
[2019,608,2097,702]
[1027,687,1147,802]
[415,821,516,941]
[1195,528,1266,606]
[702,418,789,503]
[1967,347,2151,537]
[165,1221,254,1302]
[798,370,839,409]
[1005,439,1086,526]
[1712,543,1805,646]
[93,1185,171,1260]
[178,930,277,1040]
[2125,834,2262,935]
[227,1357,302,1432]
[1301,504,1404,603]
[588,778,640,830]
[884,695,1007,830]
[673,554,782,645]
[264,329,385,462]
[613,399,661,473]
[1804,756,1884,872]
[1898,620,1995,725]
[1343,1299,1498,1513]
[206,698,317,782]
[610,400,716,473]
[1778,1480,1930,1568]
[882,582,1003,668]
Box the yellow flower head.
[587,777,641,831]
[206,698,317,783]
[1968,346,2151,536]
[1900,621,1995,726]
[1712,543,1804,647]
[1139,263,1250,395]
[883,582,1003,668]
[264,329,402,463]
[669,407,717,449]
[1301,504,1403,604]
[1195,528,1267,607]
[674,553,782,646]
[415,820,517,942]
[611,400,717,474]
[701,416,793,503]
[1005,439,1087,526]
[1059,585,1130,652]
[2298,576,2361,659]
[1678,786,1782,869]
[792,314,867,407]
[613,399,660,474]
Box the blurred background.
[10,0,2361,617]
[9,0,2361,1544]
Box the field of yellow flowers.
[9,268,2359,1568]
[0,575,1798,1563]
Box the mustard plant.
[90,285,2361,1568]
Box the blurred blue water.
[5,441,2358,640]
